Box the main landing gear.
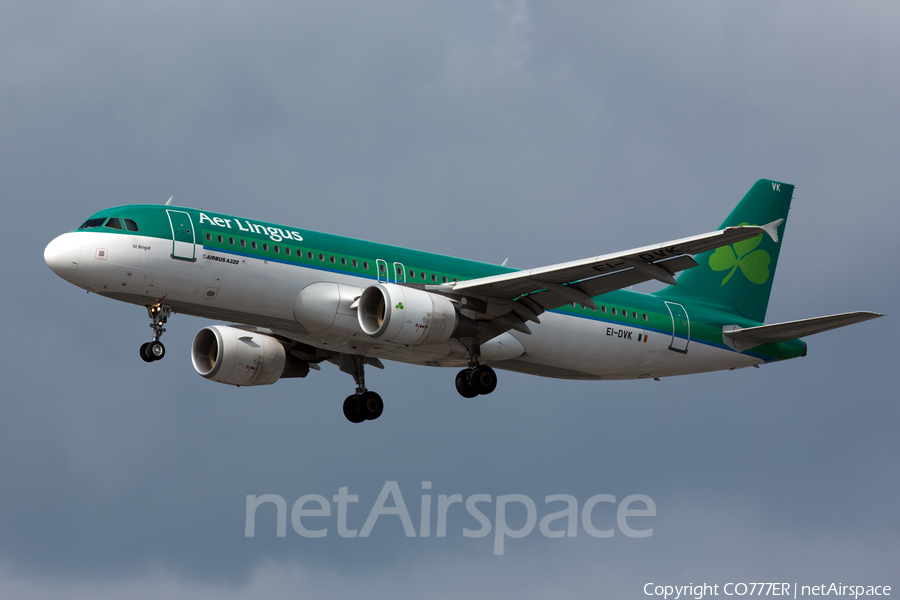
[339,354,384,423]
[140,303,171,363]
[343,391,384,424]
[455,364,498,398]
[454,340,498,398]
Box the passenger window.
[308,251,313,259]
[632,311,637,319]
[79,218,106,229]
[228,237,234,245]
[341,257,347,266]
[442,276,448,283]
[206,233,212,242]
[420,272,426,280]
[274,245,279,254]
[352,259,358,268]
[105,218,124,230]
[240,239,246,248]
[252,241,258,250]
[319,253,324,261]
[262,243,269,252]
[330,255,335,264]
[643,313,648,321]
[124,219,139,231]
[612,308,617,316]
[286,247,291,256]
[217,235,223,243]
[432,274,437,282]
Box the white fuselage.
[46,230,763,381]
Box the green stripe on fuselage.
[74,204,806,363]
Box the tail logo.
[708,223,771,286]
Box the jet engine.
[357,283,477,346]
[191,325,309,386]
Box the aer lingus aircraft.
[44,179,881,423]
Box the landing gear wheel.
[470,365,497,395]
[145,340,166,361]
[357,391,384,420]
[141,304,171,363]
[343,395,365,424]
[455,370,478,398]
[139,342,154,363]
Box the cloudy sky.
[2,1,898,597]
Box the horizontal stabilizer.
[723,311,883,345]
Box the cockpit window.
[79,218,106,229]
[124,219,139,231]
[105,218,124,230]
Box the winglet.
[165,196,174,206]
[761,218,784,243]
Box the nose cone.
[44,233,81,280]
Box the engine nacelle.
[191,325,309,386]
[358,283,472,346]
[293,282,363,335]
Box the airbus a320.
[44,180,882,423]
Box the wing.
[425,221,782,339]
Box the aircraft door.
[664,301,690,353]
[166,210,196,261]
[392,262,406,283]
[376,259,388,283]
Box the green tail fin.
[656,179,793,323]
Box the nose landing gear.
[140,303,171,363]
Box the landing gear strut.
[339,354,383,423]
[140,303,171,363]
[454,341,498,397]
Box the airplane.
[44,179,882,423]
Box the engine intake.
[358,283,476,346]
[191,325,309,386]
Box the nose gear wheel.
[140,303,171,362]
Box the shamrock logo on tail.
[708,223,772,286]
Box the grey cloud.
[1,0,897,597]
